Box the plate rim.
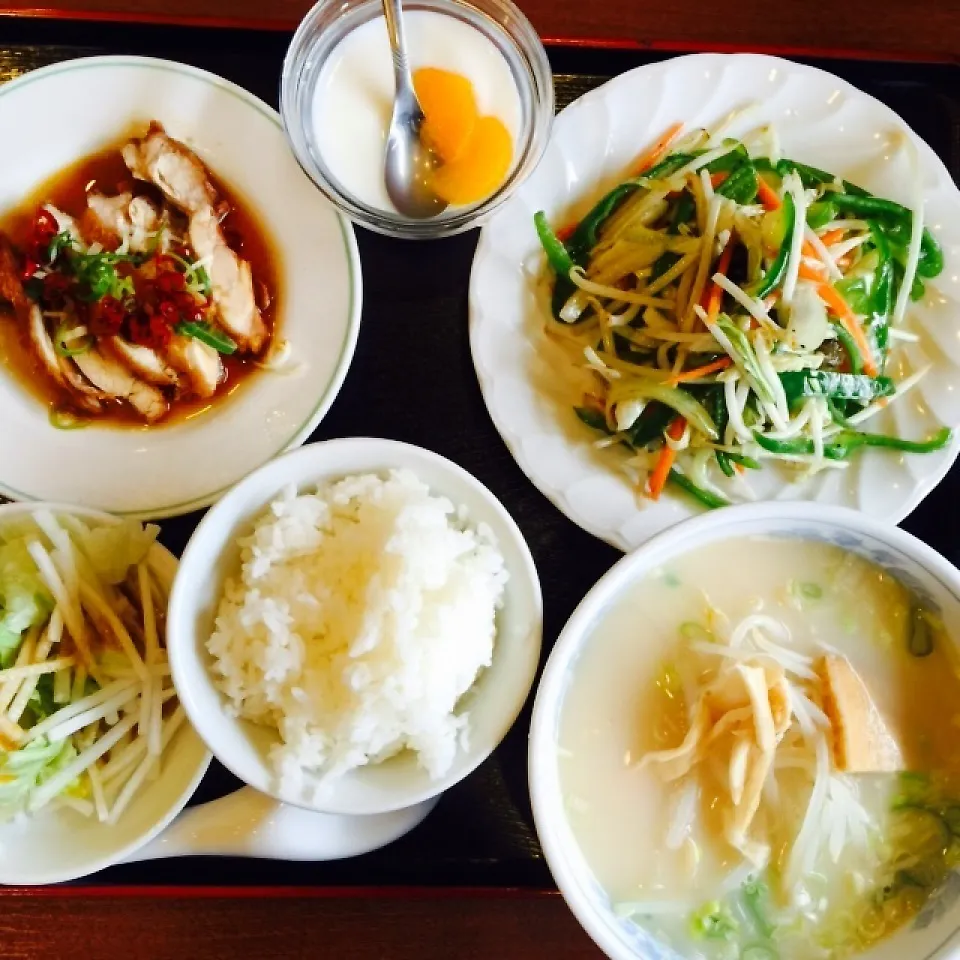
[469,51,960,553]
[0,55,363,520]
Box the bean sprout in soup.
[558,537,960,960]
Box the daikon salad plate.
[470,53,960,552]
[0,56,361,519]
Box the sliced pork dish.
[0,122,277,426]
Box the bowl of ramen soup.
[529,502,960,960]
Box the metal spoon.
[382,0,448,219]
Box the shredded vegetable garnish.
[533,121,949,509]
[0,512,180,824]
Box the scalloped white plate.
[470,53,960,552]
[0,57,361,519]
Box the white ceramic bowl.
[0,56,361,519]
[0,502,210,885]
[471,53,960,551]
[529,501,960,960]
[168,437,543,815]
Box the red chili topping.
[156,270,185,294]
[41,272,71,306]
[89,296,126,336]
[20,259,39,281]
[158,300,179,323]
[128,312,173,350]
[33,209,59,243]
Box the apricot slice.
[413,67,478,165]
[431,115,513,206]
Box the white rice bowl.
[206,469,508,796]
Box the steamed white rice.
[207,469,508,792]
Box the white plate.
[0,503,211,885]
[470,53,960,552]
[0,57,361,519]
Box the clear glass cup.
[280,0,554,239]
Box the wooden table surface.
[2,1,958,958]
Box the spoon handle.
[382,0,413,90]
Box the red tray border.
[1,884,559,900]
[0,7,957,66]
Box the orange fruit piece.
[431,115,513,206]
[413,67,478,164]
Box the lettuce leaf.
[0,537,53,666]
[77,520,159,584]
[0,737,77,821]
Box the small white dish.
[0,56,361,520]
[0,502,211,886]
[470,53,960,551]
[528,501,960,960]
[167,437,543,816]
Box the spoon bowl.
[381,0,448,218]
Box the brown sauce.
[0,131,280,429]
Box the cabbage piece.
[76,520,160,584]
[0,537,54,666]
[0,737,77,821]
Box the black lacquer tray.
[0,19,957,889]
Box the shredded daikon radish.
[88,764,109,823]
[25,677,136,743]
[803,225,843,280]
[781,173,808,306]
[683,196,722,330]
[6,613,61,724]
[711,274,779,331]
[78,580,148,680]
[38,683,141,743]
[26,540,96,677]
[29,713,138,813]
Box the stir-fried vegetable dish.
[534,120,950,509]
[0,122,277,428]
[0,512,182,824]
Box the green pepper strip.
[534,211,575,277]
[566,183,639,266]
[831,195,943,278]
[707,388,733,476]
[574,406,608,433]
[806,200,836,230]
[753,426,952,460]
[640,153,696,181]
[754,191,796,299]
[724,451,761,469]
[668,469,730,509]
[716,162,758,204]
[832,322,864,375]
[629,403,676,448]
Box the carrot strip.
[798,260,827,282]
[706,239,736,321]
[556,223,576,243]
[633,122,685,175]
[819,228,845,246]
[647,417,686,500]
[667,356,732,385]
[817,283,877,377]
[710,171,729,188]
[756,176,781,211]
